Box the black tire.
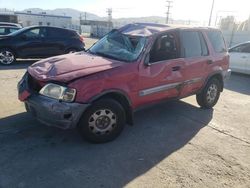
[78,99,126,143]
[0,48,16,65]
[196,78,221,109]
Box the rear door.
[46,28,67,56]
[178,30,211,97]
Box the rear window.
[180,31,208,58]
[206,30,227,53]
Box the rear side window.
[47,28,59,38]
[48,28,75,38]
[206,31,226,53]
[59,29,75,38]
[180,31,208,58]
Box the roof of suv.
[118,23,219,37]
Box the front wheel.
[0,49,16,65]
[196,78,221,109]
[78,99,126,143]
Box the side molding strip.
[139,82,182,96]
[139,77,203,97]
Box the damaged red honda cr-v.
[18,23,231,143]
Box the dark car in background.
[0,26,20,36]
[0,26,85,65]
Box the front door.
[17,27,49,58]
[137,31,185,107]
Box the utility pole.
[166,0,173,24]
[79,13,82,34]
[208,0,215,26]
[84,12,87,21]
[107,8,112,31]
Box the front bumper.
[25,95,90,129]
[18,72,90,129]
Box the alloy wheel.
[0,50,15,65]
[206,84,218,104]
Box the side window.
[23,28,47,39]
[199,33,209,56]
[206,31,227,53]
[181,31,203,58]
[23,28,40,38]
[149,33,179,63]
[9,28,19,33]
[0,28,6,35]
[241,44,250,53]
[47,28,59,38]
[59,29,74,38]
[229,44,248,53]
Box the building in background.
[15,11,72,28]
[0,12,18,23]
[80,20,113,38]
[219,15,250,47]
[0,10,77,31]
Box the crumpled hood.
[28,52,124,82]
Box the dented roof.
[118,23,170,37]
[118,23,219,37]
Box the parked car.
[0,26,85,65]
[0,26,20,36]
[18,23,231,143]
[0,22,22,28]
[229,41,250,74]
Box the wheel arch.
[0,47,17,57]
[204,72,224,92]
[88,90,134,125]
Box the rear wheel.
[0,49,16,65]
[78,99,126,143]
[196,78,221,109]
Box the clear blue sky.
[1,0,250,21]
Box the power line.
[166,0,173,24]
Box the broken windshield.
[89,30,146,62]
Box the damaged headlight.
[39,83,76,102]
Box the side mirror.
[144,53,151,66]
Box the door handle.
[207,60,214,64]
[172,66,181,71]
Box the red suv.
[18,23,231,143]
